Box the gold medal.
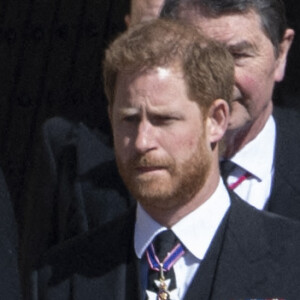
[157,263,170,300]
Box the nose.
[134,120,156,154]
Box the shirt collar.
[230,115,276,180]
[134,179,230,260]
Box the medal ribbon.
[146,242,185,272]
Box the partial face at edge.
[185,10,293,135]
[126,0,165,26]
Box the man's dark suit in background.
[0,168,21,299]
[37,196,300,300]
[268,106,300,219]
[21,117,133,298]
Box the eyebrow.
[117,107,140,118]
[116,106,184,119]
[226,40,256,53]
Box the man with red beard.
[37,19,300,300]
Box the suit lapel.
[210,196,281,299]
[184,195,278,300]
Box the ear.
[206,99,230,144]
[124,14,131,28]
[274,28,294,82]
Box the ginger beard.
[115,132,212,211]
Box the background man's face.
[186,10,287,135]
[111,67,211,211]
[126,0,165,26]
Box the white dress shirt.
[223,115,276,210]
[134,179,230,299]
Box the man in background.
[125,0,164,25]
[161,0,300,219]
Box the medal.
[157,263,170,299]
[146,242,185,299]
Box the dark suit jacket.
[21,117,133,298]
[268,106,300,219]
[0,168,22,299]
[37,195,300,300]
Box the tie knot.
[153,230,178,262]
[220,160,237,181]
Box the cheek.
[236,72,268,109]
[236,61,276,98]
[167,131,202,159]
[168,119,205,151]
[236,68,260,95]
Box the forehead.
[131,0,165,23]
[114,67,190,108]
[184,10,269,46]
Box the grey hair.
[160,0,288,57]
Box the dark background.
[0,0,299,234]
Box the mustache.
[129,155,174,169]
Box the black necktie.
[146,230,184,299]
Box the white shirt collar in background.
[225,115,276,209]
[231,115,276,181]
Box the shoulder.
[273,105,300,129]
[41,117,114,172]
[41,117,107,156]
[272,106,300,177]
[229,195,300,249]
[212,196,300,298]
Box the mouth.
[135,166,166,174]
